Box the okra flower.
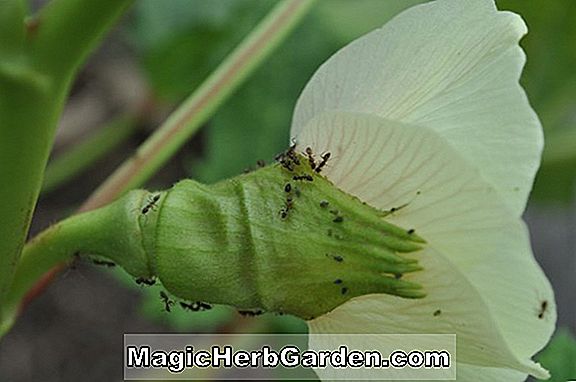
[292,0,555,380]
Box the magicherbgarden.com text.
[126,344,451,373]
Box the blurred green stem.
[42,114,139,194]
[0,0,133,321]
[82,0,317,212]
[26,0,133,84]
[0,0,26,57]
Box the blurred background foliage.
[536,328,576,382]
[497,1,576,203]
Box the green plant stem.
[0,66,52,315]
[0,0,26,57]
[1,191,144,337]
[26,0,133,83]
[42,114,139,194]
[0,0,134,319]
[82,0,317,212]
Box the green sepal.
[149,155,425,319]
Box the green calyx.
[143,149,426,320]
[8,149,427,323]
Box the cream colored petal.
[298,112,554,378]
[291,0,542,216]
[311,355,529,382]
[455,363,528,382]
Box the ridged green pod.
[123,153,425,319]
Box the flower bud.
[83,152,426,320]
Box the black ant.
[538,300,548,319]
[275,142,300,171]
[199,302,212,310]
[136,277,156,286]
[326,254,343,262]
[278,157,294,171]
[286,144,300,165]
[284,183,292,193]
[305,147,316,169]
[329,209,344,223]
[293,174,313,182]
[341,287,348,295]
[160,291,175,312]
[238,309,263,317]
[315,152,331,173]
[256,160,266,168]
[385,191,421,215]
[180,301,212,312]
[433,309,442,317]
[142,194,160,215]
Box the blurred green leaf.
[130,0,240,49]
[128,0,274,101]
[498,1,576,204]
[536,328,576,381]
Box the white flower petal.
[311,357,530,382]
[297,112,554,378]
[291,0,542,216]
[309,323,534,382]
[455,363,529,382]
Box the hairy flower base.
[134,153,426,319]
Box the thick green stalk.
[0,0,26,57]
[0,0,134,318]
[82,0,317,212]
[26,0,133,83]
[0,64,52,317]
